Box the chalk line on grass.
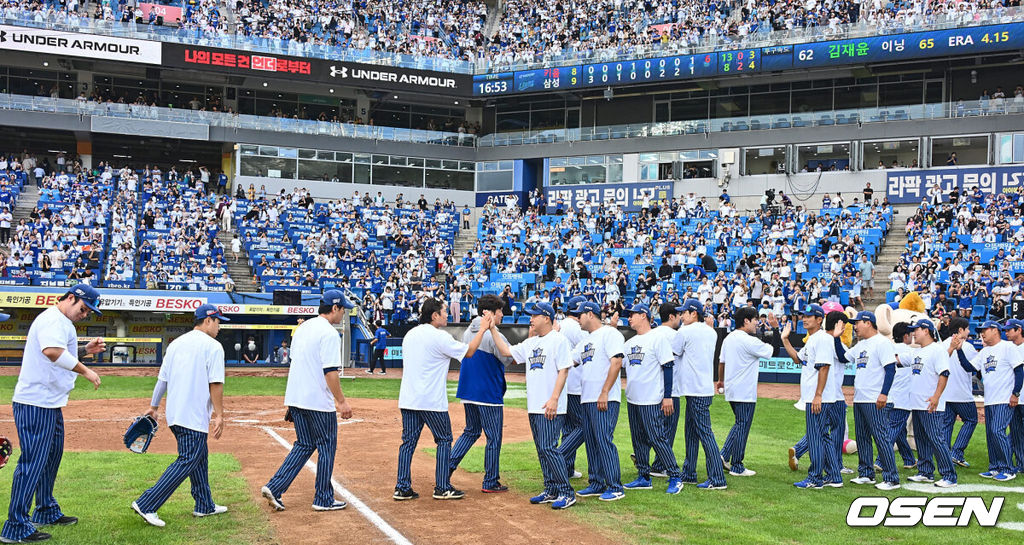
[261,426,413,545]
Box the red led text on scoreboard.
[182,49,312,75]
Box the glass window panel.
[372,155,389,165]
[426,170,474,191]
[407,158,425,167]
[354,163,370,184]
[298,159,352,182]
[239,145,258,156]
[239,156,296,178]
[587,155,604,165]
[316,151,335,160]
[499,160,515,170]
[743,147,787,175]
[796,143,851,171]
[931,136,989,166]
[372,165,422,187]
[549,157,567,167]
[336,152,353,162]
[258,146,279,157]
[862,139,919,170]
[353,153,371,164]
[476,171,514,191]
[425,159,443,169]
[298,149,316,159]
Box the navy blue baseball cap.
[575,301,602,316]
[321,289,356,309]
[527,302,556,321]
[798,304,825,318]
[194,303,230,322]
[853,311,876,325]
[67,283,102,315]
[907,319,938,337]
[627,304,653,321]
[980,320,1002,331]
[675,298,703,314]
[1004,319,1024,331]
[565,296,586,315]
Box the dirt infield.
[0,396,618,545]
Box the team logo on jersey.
[912,356,923,375]
[528,348,546,371]
[580,343,595,365]
[856,350,869,370]
[627,345,645,367]
[984,355,997,374]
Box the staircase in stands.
[861,204,918,310]
[217,230,259,293]
[12,185,38,225]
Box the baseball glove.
[0,435,11,469]
[123,415,159,454]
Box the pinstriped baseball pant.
[853,403,899,483]
[681,396,726,485]
[626,403,681,480]
[879,405,917,467]
[1,403,66,542]
[911,410,957,483]
[396,409,453,492]
[1010,405,1024,473]
[529,414,573,498]
[720,401,755,473]
[449,404,503,488]
[983,404,1013,474]
[581,401,623,494]
[943,401,978,462]
[804,403,829,486]
[823,401,845,484]
[560,394,584,475]
[265,407,338,507]
[652,397,681,473]
[136,425,215,514]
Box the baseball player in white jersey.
[1001,319,1024,474]
[843,311,900,490]
[955,320,1023,481]
[671,299,729,487]
[885,322,918,470]
[646,303,683,478]
[394,298,491,501]
[2,284,103,544]
[620,304,684,494]
[491,302,576,509]
[557,296,588,480]
[905,319,961,487]
[262,290,355,511]
[940,317,979,468]
[717,306,778,486]
[781,304,846,489]
[571,301,626,502]
[133,304,228,527]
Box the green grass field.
[0,375,1019,544]
[0,452,274,545]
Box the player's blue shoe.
[696,480,727,490]
[665,478,684,495]
[624,477,653,490]
[598,490,625,502]
[529,493,557,504]
[551,496,576,510]
[979,471,998,479]
[576,485,604,497]
[994,473,1017,482]
[952,459,970,468]
[793,479,823,489]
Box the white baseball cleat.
[850,477,876,485]
[874,482,901,491]
[729,469,756,477]
[934,479,957,488]
[193,505,228,517]
[132,501,165,528]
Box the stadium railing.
[0,93,473,146]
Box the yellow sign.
[219,324,299,331]
[0,336,162,342]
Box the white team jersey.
[623,330,674,405]
[846,333,897,403]
[798,330,842,404]
[160,329,225,433]
[940,338,979,403]
[559,317,587,395]
[671,321,718,397]
[399,324,469,411]
[719,329,773,402]
[284,316,342,412]
[907,342,951,412]
[573,325,626,404]
[649,324,681,396]
[890,344,915,410]
[510,330,573,414]
[13,307,79,408]
[967,340,1023,405]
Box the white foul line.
[260,426,413,545]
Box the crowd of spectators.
[4,0,1017,66]
[892,186,1024,327]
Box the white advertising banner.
[97,294,207,312]
[0,25,162,64]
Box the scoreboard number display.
[473,22,1022,96]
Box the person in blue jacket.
[368,322,388,375]
[449,294,513,493]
